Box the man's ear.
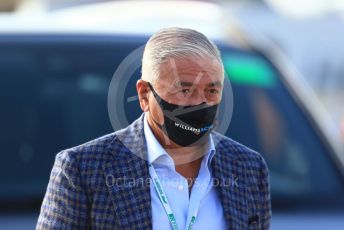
[136,79,150,112]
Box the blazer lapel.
[211,132,249,230]
[102,114,152,229]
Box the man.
[37,27,271,230]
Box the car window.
[0,36,144,205]
[221,50,344,208]
[0,35,343,211]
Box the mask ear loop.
[146,82,174,145]
[146,82,163,127]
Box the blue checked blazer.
[37,113,271,229]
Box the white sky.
[265,0,344,18]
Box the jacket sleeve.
[259,155,272,230]
[36,150,89,229]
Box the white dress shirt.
[143,113,227,230]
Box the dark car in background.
[1,1,344,229]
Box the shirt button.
[178,184,184,191]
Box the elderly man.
[37,27,271,230]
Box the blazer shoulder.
[54,132,117,169]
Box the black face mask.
[147,82,219,147]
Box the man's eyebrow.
[174,81,193,87]
[207,81,223,87]
[174,81,223,87]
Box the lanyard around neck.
[148,164,200,230]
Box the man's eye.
[181,89,191,95]
[209,89,219,94]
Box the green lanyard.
[148,164,199,230]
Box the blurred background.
[0,0,343,229]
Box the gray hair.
[141,27,224,84]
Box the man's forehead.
[158,56,223,85]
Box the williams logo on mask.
[174,122,214,135]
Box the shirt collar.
[143,113,216,167]
[144,113,173,166]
